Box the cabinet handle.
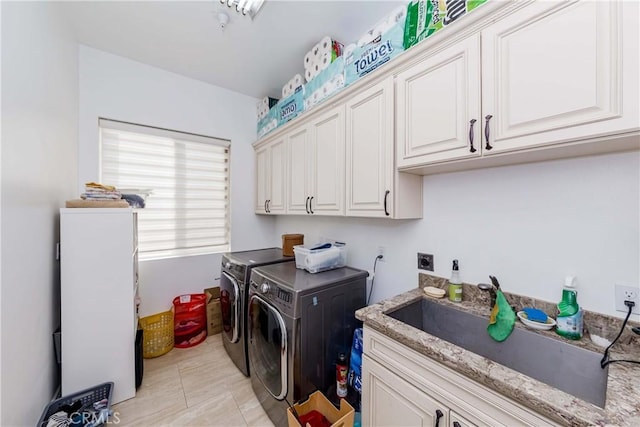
[453,422,461,427]
[266,200,271,213]
[309,196,314,214]
[264,200,268,213]
[435,409,444,427]
[305,197,310,214]
[468,119,477,153]
[484,114,493,150]
[383,190,390,216]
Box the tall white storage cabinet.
[60,208,138,404]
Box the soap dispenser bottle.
[556,276,583,340]
[448,260,462,302]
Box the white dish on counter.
[517,311,556,331]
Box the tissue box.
[345,19,405,85]
[293,243,347,274]
[303,57,345,111]
[287,391,354,427]
[404,0,488,49]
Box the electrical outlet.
[377,246,386,261]
[417,253,434,271]
[615,284,640,314]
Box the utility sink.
[386,298,608,408]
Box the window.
[99,119,230,260]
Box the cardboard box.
[287,391,354,427]
[204,287,222,335]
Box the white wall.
[275,151,640,320]
[1,2,79,425]
[78,46,276,316]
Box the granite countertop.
[355,276,640,426]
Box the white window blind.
[99,119,230,260]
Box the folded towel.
[65,199,129,208]
[85,181,116,192]
[487,290,516,342]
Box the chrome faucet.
[477,282,497,309]
[478,276,516,312]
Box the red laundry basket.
[173,294,207,348]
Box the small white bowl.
[517,311,556,331]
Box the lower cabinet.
[363,355,449,427]
[362,327,558,427]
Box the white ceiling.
[62,0,404,99]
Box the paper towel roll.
[320,36,332,51]
[304,51,314,68]
[304,68,314,82]
[293,74,303,87]
[312,43,320,58]
[389,4,407,24]
[317,42,332,60]
[344,43,356,59]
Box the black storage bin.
[37,382,113,427]
[135,327,144,389]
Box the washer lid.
[224,247,293,266]
[251,262,368,294]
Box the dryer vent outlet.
[418,253,434,271]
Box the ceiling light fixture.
[220,0,265,19]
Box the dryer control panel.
[249,275,294,316]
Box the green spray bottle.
[556,276,583,340]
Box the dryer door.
[248,294,287,400]
[220,271,240,343]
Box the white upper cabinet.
[395,0,638,172]
[254,0,638,204]
[286,126,311,214]
[309,105,345,215]
[396,34,482,168]
[347,76,422,218]
[255,137,286,214]
[285,107,345,216]
[481,0,638,154]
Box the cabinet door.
[255,145,269,213]
[287,126,311,214]
[363,355,449,427]
[451,411,478,427]
[481,0,636,154]
[396,34,481,169]
[310,106,345,215]
[268,138,287,214]
[346,77,394,217]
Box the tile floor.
[112,335,275,426]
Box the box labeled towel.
[345,20,405,86]
[303,57,345,111]
[257,106,278,139]
[404,0,488,49]
[276,86,305,127]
